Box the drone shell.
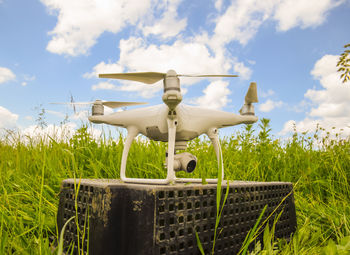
[89,103,257,142]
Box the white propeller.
[99,72,238,84]
[244,82,258,104]
[239,82,258,115]
[51,101,147,109]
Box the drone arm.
[120,126,139,181]
[206,128,224,181]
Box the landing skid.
[120,120,224,185]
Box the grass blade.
[239,204,267,255]
[57,216,75,255]
[195,230,205,255]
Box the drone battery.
[57,179,297,255]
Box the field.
[0,119,350,254]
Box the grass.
[0,119,350,254]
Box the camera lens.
[186,160,196,173]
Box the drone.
[65,70,258,184]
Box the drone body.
[89,104,257,142]
[84,70,259,184]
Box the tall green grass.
[0,120,349,254]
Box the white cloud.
[0,67,16,84]
[215,0,224,11]
[260,89,275,98]
[21,82,27,86]
[191,80,231,110]
[211,0,344,48]
[83,61,123,79]
[233,61,252,80]
[258,99,284,112]
[309,102,346,118]
[117,81,163,99]
[91,80,162,98]
[117,37,230,76]
[280,54,350,136]
[78,0,344,103]
[274,0,344,31]
[41,0,345,57]
[91,80,161,98]
[0,106,18,129]
[92,82,117,91]
[212,0,275,47]
[141,0,187,39]
[41,0,153,56]
[41,0,188,56]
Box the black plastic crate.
[57,179,297,255]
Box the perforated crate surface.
[59,182,95,254]
[57,179,296,255]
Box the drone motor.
[92,100,104,116]
[162,70,183,110]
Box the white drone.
[74,70,258,184]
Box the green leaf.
[195,230,205,255]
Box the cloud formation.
[42,0,344,57]
[0,106,18,129]
[83,61,123,79]
[258,99,284,112]
[41,0,153,56]
[41,0,188,56]
[212,0,275,47]
[191,80,231,110]
[0,67,16,84]
[91,82,117,91]
[211,0,342,48]
[280,54,350,136]
[140,0,187,39]
[274,0,344,31]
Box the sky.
[0,0,350,139]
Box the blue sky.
[0,0,350,139]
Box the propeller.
[239,82,258,115]
[51,101,147,109]
[99,71,238,84]
[244,82,258,104]
[99,72,165,84]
